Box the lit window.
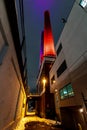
[60,89,64,99]
[59,83,74,100]
[67,84,74,97]
[63,87,68,97]
[80,0,87,8]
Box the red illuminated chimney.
[44,10,56,57]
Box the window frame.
[59,83,74,100]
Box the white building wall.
[50,0,87,106]
[0,1,26,129]
[61,1,87,71]
[49,0,87,129]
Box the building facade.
[0,0,27,129]
[36,11,56,119]
[49,0,87,129]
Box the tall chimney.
[44,10,56,57]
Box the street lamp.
[42,77,47,87]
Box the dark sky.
[23,0,75,92]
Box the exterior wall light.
[42,77,47,87]
[79,108,83,113]
[53,80,56,84]
[55,89,58,93]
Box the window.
[51,75,55,84]
[80,0,87,8]
[59,83,74,100]
[57,60,67,77]
[0,20,8,65]
[60,89,64,99]
[67,84,74,96]
[56,43,62,56]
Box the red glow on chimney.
[44,11,56,57]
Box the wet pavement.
[25,121,63,130]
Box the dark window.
[59,83,74,100]
[56,43,62,56]
[57,60,67,77]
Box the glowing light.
[79,108,83,113]
[44,11,56,57]
[55,89,57,92]
[44,30,56,56]
[39,10,56,65]
[63,90,67,94]
[53,80,56,84]
[42,77,47,86]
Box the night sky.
[23,0,75,92]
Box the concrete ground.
[25,121,63,130]
[13,112,63,130]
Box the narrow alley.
[14,112,63,130]
[0,1,87,130]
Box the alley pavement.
[13,112,63,130]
